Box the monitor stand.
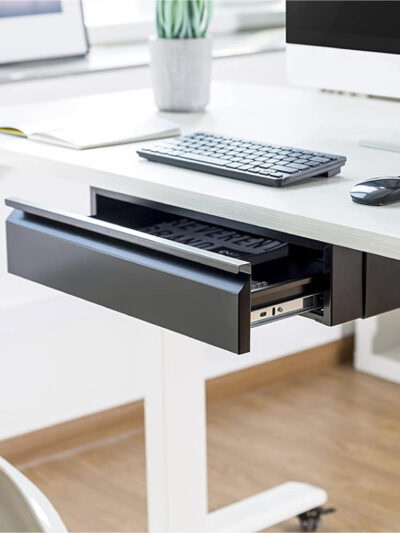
[360,139,400,153]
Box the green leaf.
[179,1,190,38]
[172,0,185,38]
[163,0,173,39]
[201,0,213,37]
[190,0,201,38]
[199,0,206,24]
[156,0,165,38]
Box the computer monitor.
[286,1,400,100]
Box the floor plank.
[20,365,400,532]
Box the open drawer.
[5,188,363,354]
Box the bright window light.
[82,0,285,45]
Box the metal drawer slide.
[251,293,323,327]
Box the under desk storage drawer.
[5,190,363,354]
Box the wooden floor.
[16,365,400,532]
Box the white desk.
[2,82,400,531]
[2,83,400,259]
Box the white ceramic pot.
[149,37,212,112]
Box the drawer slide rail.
[251,293,323,327]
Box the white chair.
[0,456,67,532]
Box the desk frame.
[145,329,327,532]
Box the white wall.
[0,52,351,440]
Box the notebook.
[0,91,180,150]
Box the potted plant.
[150,0,214,112]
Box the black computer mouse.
[350,177,400,206]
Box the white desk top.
[2,82,400,260]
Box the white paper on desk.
[0,90,181,149]
[28,117,180,150]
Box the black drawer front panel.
[7,210,251,353]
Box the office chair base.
[298,506,336,532]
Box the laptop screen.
[286,1,400,55]
[0,1,62,18]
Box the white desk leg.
[144,329,208,532]
[144,329,327,532]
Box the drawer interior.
[92,190,329,320]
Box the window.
[82,0,285,45]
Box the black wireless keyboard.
[137,132,347,187]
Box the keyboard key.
[225,162,242,169]
[259,169,273,176]
[183,154,229,166]
[310,156,330,163]
[271,165,298,174]
[286,162,310,170]
[269,171,286,178]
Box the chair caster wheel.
[298,506,336,532]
